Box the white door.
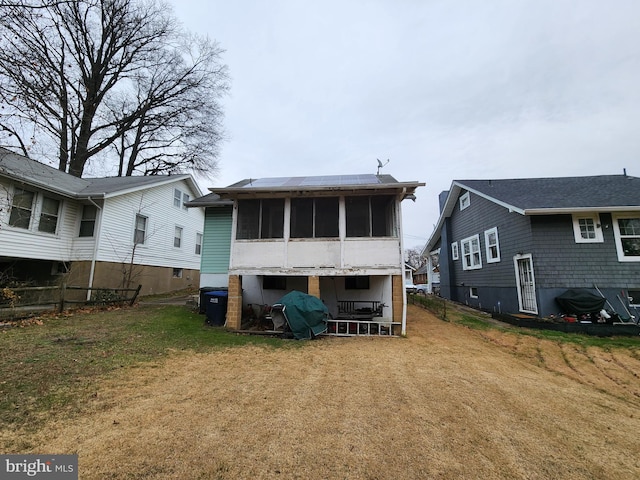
[514,254,538,314]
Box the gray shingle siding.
[531,214,640,289]
[449,191,530,288]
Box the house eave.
[209,182,425,200]
[524,206,640,215]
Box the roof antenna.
[623,168,627,177]
[377,158,389,175]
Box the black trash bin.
[204,290,229,326]
[199,287,227,314]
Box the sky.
[168,0,640,251]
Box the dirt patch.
[7,305,640,479]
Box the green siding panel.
[201,206,233,274]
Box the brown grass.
[5,305,640,479]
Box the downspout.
[399,188,407,336]
[86,196,103,301]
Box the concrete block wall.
[308,275,320,298]
[392,274,403,325]
[226,274,242,329]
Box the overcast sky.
[169,0,640,251]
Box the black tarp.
[555,289,606,314]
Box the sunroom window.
[290,197,339,238]
[236,199,284,239]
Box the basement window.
[263,276,286,290]
[345,276,370,290]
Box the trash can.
[204,290,228,326]
[199,287,227,314]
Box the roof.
[185,192,233,207]
[0,147,201,199]
[457,175,640,212]
[208,173,425,199]
[423,174,640,255]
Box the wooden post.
[130,285,142,306]
[58,283,66,313]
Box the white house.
[193,174,424,335]
[0,147,204,296]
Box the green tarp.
[274,290,328,340]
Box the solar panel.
[242,174,381,188]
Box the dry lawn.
[5,305,640,479]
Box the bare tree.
[405,247,426,270]
[0,0,228,178]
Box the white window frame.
[572,214,603,243]
[182,192,190,210]
[461,234,482,270]
[172,268,183,278]
[469,287,478,299]
[451,242,459,260]
[484,227,500,263]
[79,204,97,237]
[195,232,203,255]
[459,192,470,211]
[173,188,182,208]
[612,213,640,262]
[174,226,183,248]
[134,214,148,245]
[8,187,36,229]
[37,196,61,234]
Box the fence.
[408,293,447,320]
[0,284,142,319]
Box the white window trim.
[469,287,478,299]
[612,213,640,262]
[461,234,482,270]
[195,232,203,255]
[174,225,183,248]
[484,227,500,263]
[7,186,36,230]
[628,290,640,307]
[451,242,459,260]
[134,214,148,245]
[572,214,603,243]
[173,188,182,208]
[459,192,470,211]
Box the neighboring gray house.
[422,174,640,318]
[0,147,204,296]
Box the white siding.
[95,179,204,269]
[0,178,80,261]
